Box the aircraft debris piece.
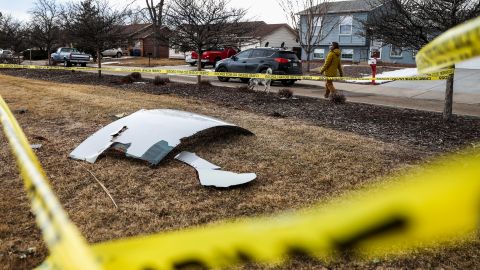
[175,151,256,188]
[69,109,252,165]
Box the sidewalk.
[83,64,480,118]
[28,59,472,118]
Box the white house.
[169,21,301,59]
[240,22,300,53]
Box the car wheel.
[281,80,296,86]
[116,52,122,58]
[81,63,87,67]
[201,62,206,68]
[217,67,230,82]
[189,62,196,66]
[240,78,250,83]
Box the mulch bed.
[2,68,479,154]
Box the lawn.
[0,74,479,269]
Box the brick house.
[122,24,169,58]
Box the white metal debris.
[69,109,252,165]
[175,151,256,188]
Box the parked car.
[101,47,128,58]
[51,47,91,67]
[215,48,302,86]
[0,50,16,63]
[186,47,238,67]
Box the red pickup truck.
[186,47,238,67]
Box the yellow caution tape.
[417,16,480,73]
[0,96,101,270]
[87,150,480,270]
[2,92,480,270]
[0,63,453,81]
[2,15,480,270]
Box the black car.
[215,48,303,86]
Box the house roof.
[237,21,297,38]
[121,24,152,36]
[257,23,297,37]
[121,23,169,39]
[300,0,384,15]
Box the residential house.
[122,24,169,58]
[299,0,417,65]
[169,21,302,59]
[239,21,301,56]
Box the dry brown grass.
[103,57,185,67]
[0,74,477,269]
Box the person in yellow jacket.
[320,42,343,98]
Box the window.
[314,17,323,36]
[339,15,353,35]
[236,50,252,59]
[313,48,325,59]
[341,49,354,60]
[390,45,403,57]
[412,50,418,59]
[251,49,267,58]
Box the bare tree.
[62,0,128,77]
[364,0,480,120]
[278,0,339,72]
[167,0,248,84]
[29,0,62,65]
[125,5,149,24]
[0,14,28,53]
[145,0,169,58]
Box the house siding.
[260,27,299,49]
[241,26,299,51]
[143,37,169,58]
[304,46,369,63]
[317,13,368,46]
[379,44,416,65]
[299,8,417,65]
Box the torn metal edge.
[175,151,256,188]
[69,109,253,165]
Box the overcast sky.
[1,0,289,24]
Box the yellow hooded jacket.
[320,48,343,78]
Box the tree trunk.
[306,52,311,73]
[47,47,51,66]
[97,48,102,78]
[197,49,202,84]
[153,24,158,58]
[443,65,455,121]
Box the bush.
[278,89,293,99]
[130,72,142,80]
[153,75,170,86]
[121,75,134,84]
[22,50,48,60]
[330,92,347,104]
